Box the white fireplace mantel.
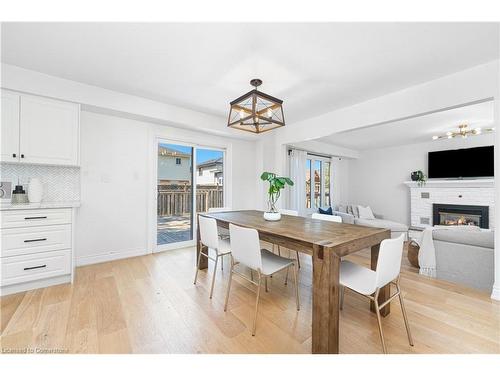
[405,179,495,228]
[404,179,494,189]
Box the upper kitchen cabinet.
[0,90,80,166]
[1,90,20,163]
[19,94,80,166]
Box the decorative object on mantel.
[27,177,43,203]
[260,172,294,221]
[227,79,285,134]
[431,123,494,140]
[11,184,29,204]
[410,170,427,187]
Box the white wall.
[76,111,150,265]
[347,134,495,225]
[1,63,255,141]
[332,156,351,205]
[76,110,257,266]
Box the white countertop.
[0,201,80,211]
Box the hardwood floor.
[1,245,499,354]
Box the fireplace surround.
[405,179,494,229]
[433,203,489,229]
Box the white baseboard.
[76,247,149,267]
[0,275,71,296]
[491,284,500,301]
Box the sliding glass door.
[196,147,225,213]
[156,140,225,251]
[157,142,194,248]
[305,154,332,213]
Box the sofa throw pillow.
[319,206,333,215]
[358,205,375,220]
[347,205,359,217]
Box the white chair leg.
[284,267,289,285]
[265,276,269,292]
[397,281,414,346]
[292,263,300,311]
[221,256,224,271]
[193,249,203,285]
[374,290,388,354]
[252,272,263,336]
[209,255,219,299]
[224,259,234,311]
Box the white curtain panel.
[289,149,307,215]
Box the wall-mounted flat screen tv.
[428,145,494,179]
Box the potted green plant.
[260,172,294,221]
[411,170,427,187]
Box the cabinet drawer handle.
[12,153,16,158]
[24,238,47,243]
[24,216,48,220]
[23,264,47,271]
[21,154,25,158]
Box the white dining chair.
[311,212,343,223]
[208,207,232,213]
[207,207,232,269]
[276,209,301,270]
[194,215,232,299]
[339,234,413,353]
[224,223,300,336]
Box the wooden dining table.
[196,210,391,354]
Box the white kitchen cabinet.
[19,94,80,166]
[0,89,80,166]
[0,207,75,296]
[1,90,20,162]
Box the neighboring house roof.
[158,145,191,158]
[197,157,223,169]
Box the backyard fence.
[157,184,223,216]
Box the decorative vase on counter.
[410,171,419,181]
[28,178,43,203]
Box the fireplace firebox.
[432,203,489,229]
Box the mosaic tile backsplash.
[0,163,80,202]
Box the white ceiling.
[1,23,499,124]
[317,100,495,150]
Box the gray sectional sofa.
[324,204,409,238]
[318,205,494,293]
[433,229,494,292]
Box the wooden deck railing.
[157,185,223,216]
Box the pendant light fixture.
[227,79,285,134]
[432,124,495,140]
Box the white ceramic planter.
[263,211,281,221]
[28,178,43,203]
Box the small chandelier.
[432,124,494,140]
[227,79,285,134]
